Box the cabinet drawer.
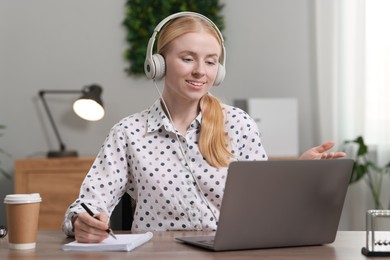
[14,157,94,230]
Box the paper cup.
[4,193,42,250]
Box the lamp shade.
[73,85,104,121]
[38,84,105,158]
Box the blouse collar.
[146,99,202,134]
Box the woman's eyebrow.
[179,51,219,58]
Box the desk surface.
[0,231,382,259]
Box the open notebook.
[62,232,153,252]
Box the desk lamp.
[38,84,104,158]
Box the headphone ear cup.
[152,54,166,80]
[213,63,225,86]
[144,54,165,80]
[144,56,155,79]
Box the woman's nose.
[192,62,206,76]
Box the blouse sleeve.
[62,122,132,233]
[226,106,268,161]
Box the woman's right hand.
[73,212,110,243]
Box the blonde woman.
[63,12,345,243]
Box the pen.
[81,202,117,240]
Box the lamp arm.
[38,90,82,152]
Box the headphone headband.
[144,11,226,85]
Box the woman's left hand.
[299,141,346,160]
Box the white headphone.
[144,11,226,86]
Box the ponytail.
[199,94,234,168]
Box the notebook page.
[62,232,153,252]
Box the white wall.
[0,0,320,225]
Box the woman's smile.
[186,80,206,89]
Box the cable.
[153,80,219,227]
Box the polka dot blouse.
[63,99,268,233]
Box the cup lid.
[3,193,42,204]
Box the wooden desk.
[0,231,380,259]
[14,157,94,230]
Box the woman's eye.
[182,57,193,62]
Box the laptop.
[175,159,354,251]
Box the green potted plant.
[344,136,390,209]
[0,125,11,179]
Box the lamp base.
[47,150,78,158]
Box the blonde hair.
[157,15,233,168]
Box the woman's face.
[163,31,221,103]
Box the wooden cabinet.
[14,157,94,230]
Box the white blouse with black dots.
[63,99,268,233]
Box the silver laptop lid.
[213,159,354,251]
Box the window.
[315,0,390,165]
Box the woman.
[62,12,345,243]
